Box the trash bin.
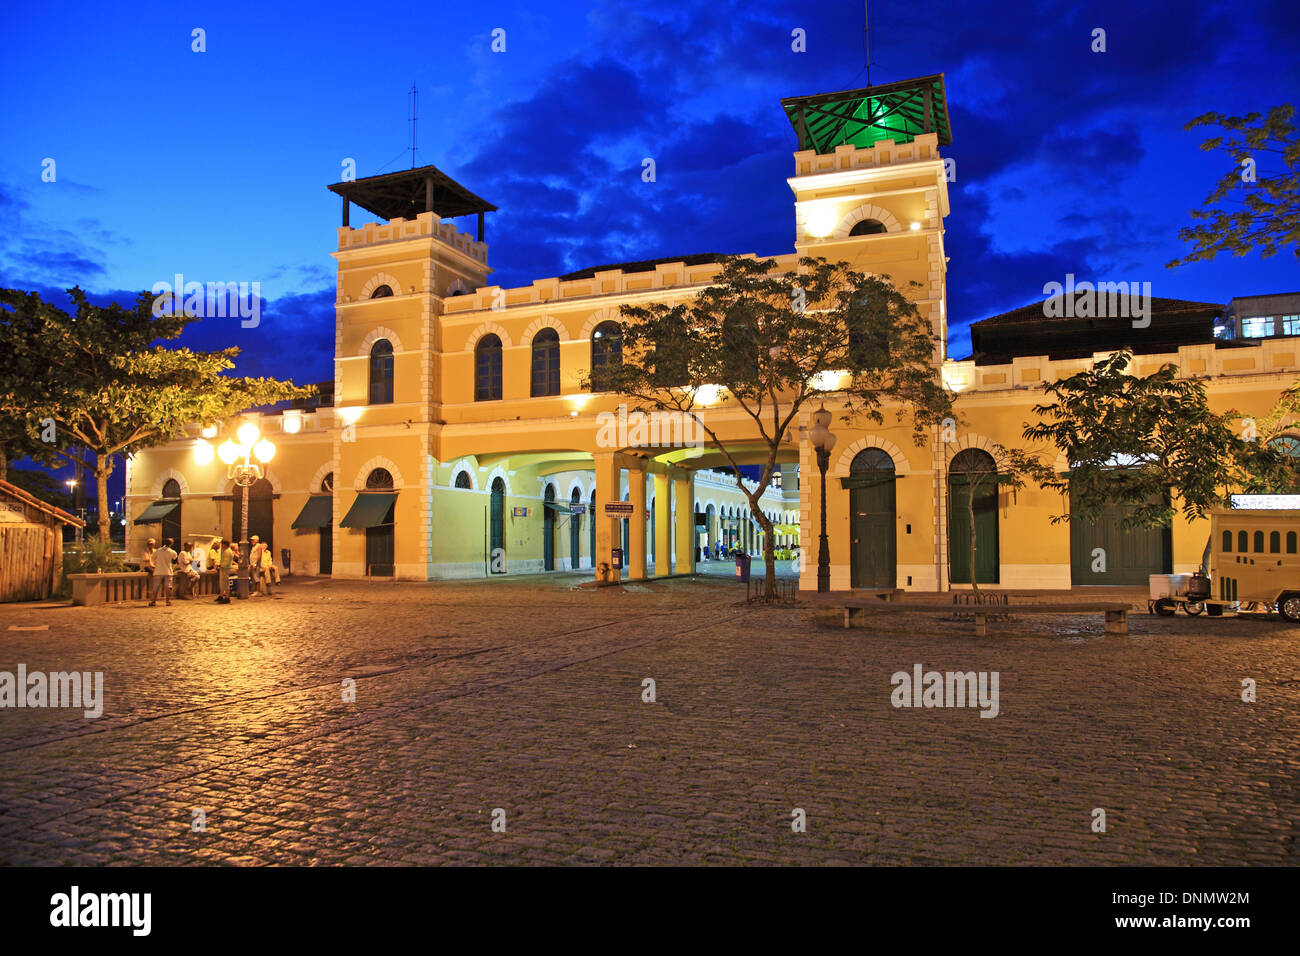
[734,552,751,582]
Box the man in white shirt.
[150,538,178,607]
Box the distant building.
[1220,292,1300,341]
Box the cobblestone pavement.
[0,575,1297,865]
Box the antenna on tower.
[408,83,418,168]
[864,1,871,87]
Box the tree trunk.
[756,509,777,599]
[95,455,112,543]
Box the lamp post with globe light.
[193,420,274,598]
[807,405,837,593]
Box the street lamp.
[203,420,275,598]
[808,405,837,593]
[66,479,82,544]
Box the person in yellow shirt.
[259,542,275,596]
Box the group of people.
[140,535,281,606]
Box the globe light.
[282,412,301,434]
[695,384,723,406]
[253,439,275,463]
[237,421,260,446]
[200,424,218,439]
[193,439,215,465]
[217,439,240,465]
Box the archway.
[570,487,582,569]
[364,468,395,576]
[543,484,556,571]
[160,478,182,548]
[847,449,896,589]
[490,478,506,572]
[948,449,998,585]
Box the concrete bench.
[836,600,1132,636]
[70,570,220,606]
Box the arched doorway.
[948,449,999,585]
[232,477,273,553]
[589,489,596,564]
[364,468,395,576]
[160,478,182,547]
[543,484,556,571]
[319,472,333,575]
[706,503,716,555]
[490,478,505,572]
[848,449,896,588]
[570,488,582,569]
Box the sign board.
[511,506,529,517]
[611,548,624,569]
[603,502,634,516]
[570,504,586,515]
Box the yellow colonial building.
[126,76,1299,592]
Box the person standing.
[247,535,262,597]
[142,538,157,606]
[216,539,232,603]
[207,539,220,573]
[151,538,177,607]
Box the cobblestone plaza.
[1,577,1296,866]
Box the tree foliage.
[1023,352,1294,527]
[0,287,311,541]
[582,254,952,595]
[1168,104,1299,267]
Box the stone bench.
[70,570,220,606]
[836,600,1132,636]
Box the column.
[628,467,647,580]
[673,472,695,575]
[593,453,621,584]
[654,473,671,576]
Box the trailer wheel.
[1184,602,1204,616]
[1154,598,1177,617]
[1279,593,1300,624]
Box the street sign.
[570,504,586,515]
[603,502,634,516]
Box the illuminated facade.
[127,76,1299,591]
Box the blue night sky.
[2,0,1298,388]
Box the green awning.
[291,495,334,530]
[133,500,179,524]
[339,493,396,529]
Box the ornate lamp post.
[195,421,274,599]
[807,405,837,593]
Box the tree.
[1168,104,1299,268]
[583,254,952,598]
[0,287,312,542]
[1023,351,1294,528]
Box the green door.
[850,475,896,588]
[1069,485,1171,585]
[543,486,555,571]
[490,479,505,572]
[948,476,999,585]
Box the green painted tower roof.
[781,74,952,154]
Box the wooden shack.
[0,478,85,602]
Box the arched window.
[851,448,895,472]
[366,468,394,490]
[1238,530,1249,553]
[320,472,334,493]
[1289,531,1298,554]
[1270,531,1281,553]
[1222,530,1233,552]
[1254,530,1265,552]
[370,284,394,298]
[531,328,561,397]
[849,218,886,236]
[475,334,503,401]
[591,321,622,390]
[369,339,394,404]
[160,478,182,548]
[454,471,472,489]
